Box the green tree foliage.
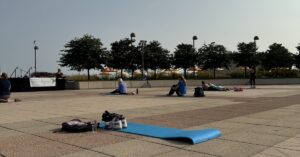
[261,43,294,76]
[110,38,139,78]
[59,34,108,80]
[198,42,230,78]
[173,43,197,78]
[233,42,258,77]
[295,44,300,68]
[143,41,171,77]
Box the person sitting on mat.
[167,75,187,96]
[110,78,136,95]
[201,81,229,91]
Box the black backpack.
[61,119,94,132]
[194,87,205,97]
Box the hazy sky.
[1,0,300,75]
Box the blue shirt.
[178,80,187,96]
[118,82,127,94]
[0,79,11,97]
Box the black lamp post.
[254,36,259,45]
[130,33,135,45]
[140,40,147,80]
[33,40,39,75]
[130,32,136,79]
[192,35,198,48]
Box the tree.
[110,38,137,78]
[233,42,258,77]
[59,34,108,80]
[261,43,294,76]
[198,42,230,78]
[143,41,171,78]
[295,44,300,68]
[173,43,197,77]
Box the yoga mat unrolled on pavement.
[99,122,221,144]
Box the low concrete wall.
[77,78,300,89]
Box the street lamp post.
[254,36,259,45]
[192,35,198,48]
[33,40,39,75]
[140,40,147,80]
[192,35,198,77]
[130,33,136,79]
[130,33,135,46]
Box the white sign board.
[30,77,56,87]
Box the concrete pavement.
[1,85,300,157]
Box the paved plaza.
[1,85,300,157]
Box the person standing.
[55,68,65,90]
[0,73,11,103]
[249,66,256,88]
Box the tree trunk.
[213,68,216,79]
[154,68,157,79]
[87,69,90,81]
[184,68,187,78]
[244,67,247,78]
[131,68,134,80]
[121,69,123,78]
[193,66,196,79]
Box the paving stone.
[59,150,111,157]
[186,139,268,157]
[268,119,300,129]
[251,153,279,157]
[0,141,82,157]
[275,138,300,151]
[59,131,130,149]
[247,125,300,137]
[0,134,50,150]
[0,120,50,129]
[93,139,175,157]
[18,124,60,134]
[194,121,258,135]
[0,130,25,138]
[259,147,300,157]
[154,149,216,157]
[220,131,288,146]
[227,116,273,125]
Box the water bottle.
[92,121,97,132]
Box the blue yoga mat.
[99,122,221,144]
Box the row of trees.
[59,34,300,80]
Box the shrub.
[263,69,299,78]
[197,71,210,79]
[229,70,245,78]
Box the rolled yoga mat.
[99,122,221,144]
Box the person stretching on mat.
[201,81,229,91]
[167,76,187,96]
[110,78,136,95]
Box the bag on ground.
[61,119,94,132]
[194,87,205,97]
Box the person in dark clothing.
[249,67,256,88]
[55,69,65,90]
[0,73,11,103]
[55,68,64,79]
